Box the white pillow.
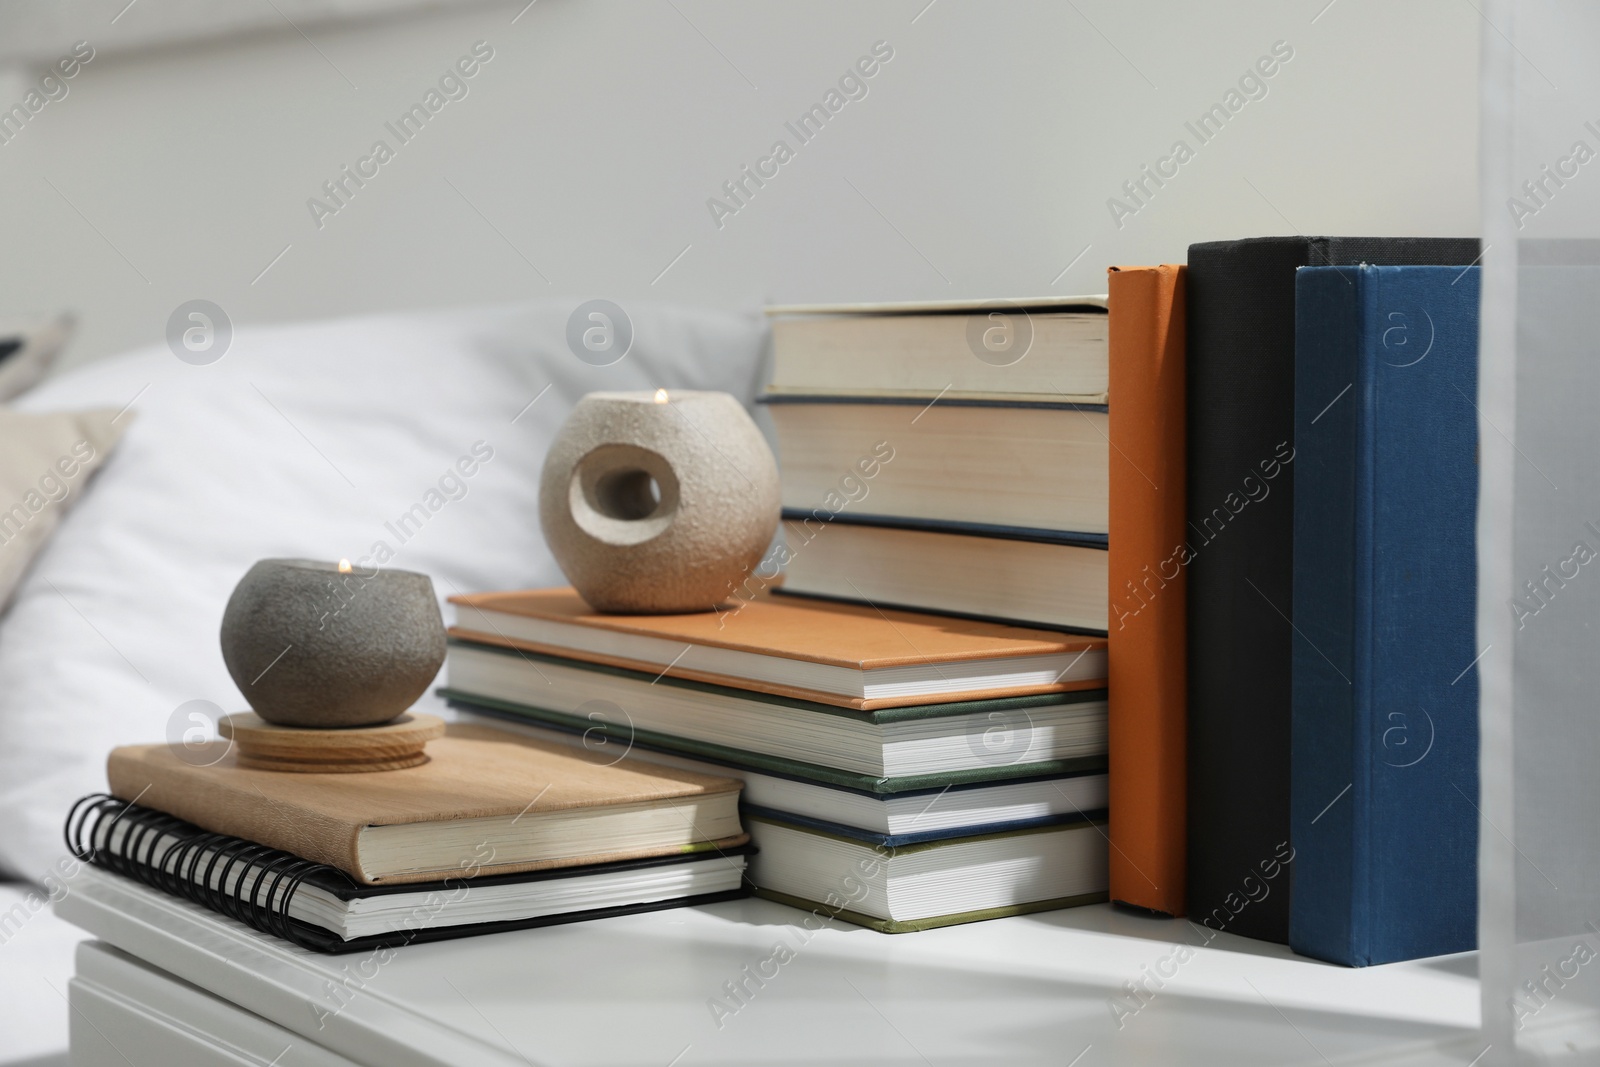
[0,299,769,881]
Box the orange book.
[1106,265,1187,915]
[449,588,1107,711]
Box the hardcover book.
[105,724,746,885]
[745,813,1109,932]
[763,397,1109,536]
[455,704,1110,839]
[764,296,1108,403]
[448,692,1106,796]
[1289,265,1480,966]
[441,637,1107,785]
[1184,235,1478,941]
[1105,264,1188,916]
[448,587,1106,710]
[773,516,1107,632]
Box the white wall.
[0,0,1481,371]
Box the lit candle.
[219,559,446,728]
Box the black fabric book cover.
[1184,236,1478,943]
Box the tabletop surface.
[58,865,1483,1067]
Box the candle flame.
[338,559,352,574]
[653,388,669,404]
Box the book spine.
[1357,267,1479,964]
[1106,265,1188,916]
[1289,266,1371,965]
[1184,238,1309,942]
[1291,265,1482,966]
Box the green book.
[441,637,1107,795]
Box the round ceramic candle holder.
[539,390,780,614]
[219,559,447,728]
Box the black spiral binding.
[65,793,357,951]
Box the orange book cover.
[449,588,1107,711]
[1107,264,1187,915]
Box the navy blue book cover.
[1289,265,1480,966]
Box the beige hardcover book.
[765,296,1108,402]
[768,400,1109,536]
[107,724,746,885]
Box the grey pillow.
[0,313,76,401]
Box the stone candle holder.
[540,390,780,613]
[220,559,447,729]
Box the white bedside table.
[59,865,1482,1066]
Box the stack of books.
[442,588,1111,932]
[66,725,753,953]
[760,297,1111,633]
[760,291,1193,923]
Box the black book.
[1184,235,1478,943]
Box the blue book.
[1289,264,1480,966]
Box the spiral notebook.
[66,795,752,954]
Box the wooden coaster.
[219,712,446,773]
